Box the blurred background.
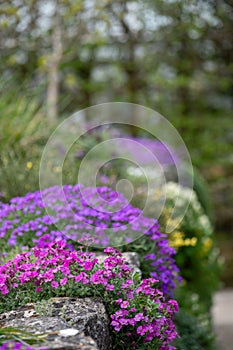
[0,0,232,286]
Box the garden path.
[212,289,233,350]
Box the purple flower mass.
[0,185,179,295]
[76,125,180,169]
[118,137,179,167]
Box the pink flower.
[104,247,121,255]
[130,307,136,312]
[60,277,68,286]
[122,280,133,289]
[167,299,179,313]
[118,317,129,325]
[128,318,136,326]
[51,280,59,289]
[120,300,129,309]
[105,284,115,291]
[115,298,122,305]
[74,272,89,284]
[134,313,145,322]
[137,325,147,336]
[0,286,9,295]
[111,320,122,332]
[84,261,95,271]
[60,266,70,275]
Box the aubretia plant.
[0,185,180,296]
[0,243,179,350]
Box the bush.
[174,308,216,350]
[0,84,50,201]
[192,168,214,223]
[160,182,222,311]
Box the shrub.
[174,308,216,350]
[0,84,50,201]
[160,182,222,311]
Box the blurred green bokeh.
[0,0,232,285]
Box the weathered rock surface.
[0,297,110,350]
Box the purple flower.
[60,277,68,286]
[134,313,145,322]
[51,280,59,289]
[111,320,122,332]
[105,284,115,291]
[120,300,129,309]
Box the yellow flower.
[191,237,198,246]
[26,161,33,169]
[183,237,197,246]
[169,231,185,249]
[202,238,213,254]
[169,231,198,249]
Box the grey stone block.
[0,297,110,350]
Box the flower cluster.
[158,182,221,310]
[120,136,179,167]
[0,243,179,349]
[0,185,179,295]
[0,240,96,295]
[0,342,47,350]
[110,277,178,349]
[168,231,197,249]
[161,182,213,252]
[0,342,37,350]
[74,125,179,167]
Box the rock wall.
[0,297,108,350]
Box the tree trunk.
[47,7,62,125]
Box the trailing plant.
[0,243,179,350]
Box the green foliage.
[172,112,233,169]
[0,84,42,149]
[192,168,214,223]
[0,149,40,201]
[1,0,232,115]
[0,327,47,346]
[174,308,216,350]
[0,84,51,201]
[160,182,222,311]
